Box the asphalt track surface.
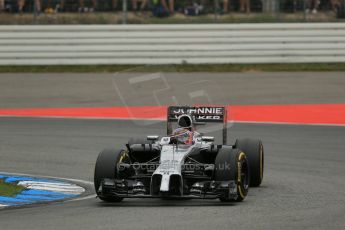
[0,118,344,230]
[1,72,345,108]
[0,72,345,230]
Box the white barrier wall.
[0,23,345,65]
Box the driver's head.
[172,127,193,145]
[177,115,193,130]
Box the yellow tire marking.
[238,152,246,161]
[237,161,241,183]
[237,152,246,199]
[238,184,244,199]
[119,151,127,163]
[119,156,124,163]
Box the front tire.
[214,147,249,202]
[94,148,125,202]
[235,139,264,187]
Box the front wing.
[98,178,239,200]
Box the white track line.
[17,181,85,194]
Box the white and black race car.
[94,106,264,202]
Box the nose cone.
[158,174,183,195]
[159,174,170,192]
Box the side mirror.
[160,136,171,145]
[147,135,159,141]
[201,136,215,142]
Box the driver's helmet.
[172,115,194,144]
[172,127,193,145]
[177,114,193,129]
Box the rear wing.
[167,106,228,144]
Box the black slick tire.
[235,139,264,187]
[214,147,249,202]
[94,148,125,202]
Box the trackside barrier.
[0,23,345,65]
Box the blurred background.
[1,0,345,24]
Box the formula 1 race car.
[94,106,264,202]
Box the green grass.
[0,179,26,197]
[1,63,345,73]
[0,11,343,25]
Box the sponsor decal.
[195,115,221,120]
[172,107,224,115]
[168,106,225,122]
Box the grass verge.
[1,63,345,73]
[0,179,26,197]
[0,12,343,25]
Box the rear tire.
[94,148,125,202]
[214,147,249,202]
[235,139,264,187]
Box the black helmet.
[178,115,193,128]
